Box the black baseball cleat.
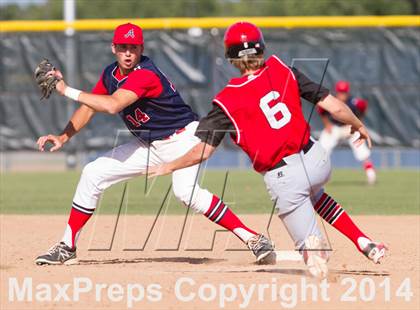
[35,242,77,265]
[247,234,276,265]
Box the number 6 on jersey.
[259,91,291,129]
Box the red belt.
[163,127,186,140]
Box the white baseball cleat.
[362,242,388,264]
[302,235,329,278]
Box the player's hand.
[351,125,372,149]
[46,69,66,96]
[147,163,173,178]
[36,134,65,152]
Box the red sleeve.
[91,72,108,95]
[120,69,163,98]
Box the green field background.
[0,169,418,215]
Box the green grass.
[0,169,418,215]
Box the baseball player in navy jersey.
[149,22,387,277]
[318,81,377,184]
[34,23,276,265]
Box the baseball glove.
[34,59,61,99]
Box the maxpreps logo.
[124,29,135,39]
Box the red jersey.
[213,55,310,172]
[91,65,163,97]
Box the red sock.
[363,160,374,170]
[63,202,94,248]
[314,193,370,252]
[204,195,257,243]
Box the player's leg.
[171,165,254,240]
[35,139,157,265]
[363,160,376,184]
[65,138,159,246]
[64,139,156,246]
[171,166,274,263]
[263,151,329,277]
[348,134,376,184]
[157,122,275,263]
[311,140,385,263]
[279,198,323,249]
[279,198,329,278]
[313,190,386,263]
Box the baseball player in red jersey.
[34,23,275,265]
[149,22,387,277]
[318,81,376,184]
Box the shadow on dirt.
[74,259,389,277]
[223,268,308,276]
[77,257,226,265]
[331,269,390,276]
[225,268,389,277]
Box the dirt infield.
[1,214,419,309]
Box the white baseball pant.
[319,125,370,161]
[263,140,331,250]
[71,121,213,215]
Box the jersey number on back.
[259,91,291,129]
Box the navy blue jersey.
[101,56,198,142]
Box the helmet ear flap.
[225,41,265,59]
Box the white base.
[274,250,303,262]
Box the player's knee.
[82,161,97,177]
[312,190,324,205]
[171,177,198,198]
[81,159,106,185]
[172,184,210,214]
[172,182,195,205]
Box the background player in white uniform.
[34,23,275,265]
[318,81,377,184]
[149,22,387,277]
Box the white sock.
[61,224,73,248]
[233,228,257,243]
[357,236,371,250]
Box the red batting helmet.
[224,21,265,59]
[113,23,143,45]
[335,80,350,93]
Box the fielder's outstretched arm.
[148,142,217,177]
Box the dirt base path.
[1,214,418,309]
